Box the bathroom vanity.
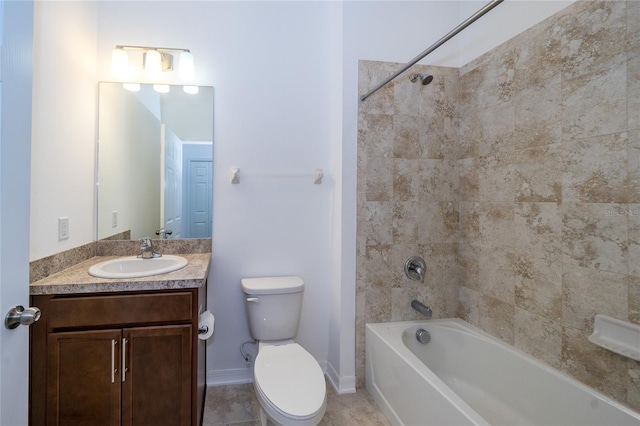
[29,253,210,426]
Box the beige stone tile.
[202,384,259,425]
[513,15,562,91]
[514,307,562,369]
[392,158,420,202]
[514,202,563,262]
[477,152,515,203]
[513,73,562,150]
[458,201,480,243]
[477,246,516,305]
[476,102,515,158]
[561,65,627,141]
[629,53,640,131]
[628,364,640,413]
[562,132,632,203]
[470,44,517,108]
[562,264,628,331]
[629,202,640,278]
[359,113,394,160]
[514,255,562,320]
[457,101,479,160]
[418,159,457,202]
[458,286,481,326]
[391,200,420,245]
[358,60,396,115]
[420,243,459,316]
[364,287,392,324]
[458,240,479,292]
[416,201,459,244]
[629,0,640,59]
[513,143,563,203]
[479,294,515,345]
[561,326,630,404]
[629,131,640,203]
[559,0,627,80]
[477,202,514,249]
[630,276,640,325]
[392,114,421,159]
[363,201,393,246]
[363,245,393,290]
[562,203,628,274]
[319,404,391,426]
[456,158,478,202]
[364,156,393,202]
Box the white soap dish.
[588,315,640,361]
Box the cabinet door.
[121,325,192,426]
[47,329,122,426]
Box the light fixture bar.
[111,45,195,82]
[115,45,191,54]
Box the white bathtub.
[365,319,640,426]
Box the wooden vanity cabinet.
[30,287,205,426]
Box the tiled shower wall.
[357,0,640,412]
[357,62,461,382]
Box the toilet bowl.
[241,276,327,426]
[253,343,326,426]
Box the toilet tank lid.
[241,276,304,295]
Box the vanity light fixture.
[111,45,195,82]
[153,84,170,94]
[183,85,199,95]
[122,83,141,92]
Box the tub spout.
[411,299,432,319]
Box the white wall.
[95,0,336,385]
[30,1,97,261]
[29,0,577,391]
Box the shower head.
[410,73,434,85]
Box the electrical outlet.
[112,211,118,228]
[58,217,69,241]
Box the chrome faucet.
[411,299,433,319]
[155,228,173,239]
[139,237,161,259]
[405,256,426,282]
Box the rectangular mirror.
[97,82,214,240]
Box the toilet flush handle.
[246,297,260,304]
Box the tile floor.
[202,380,391,426]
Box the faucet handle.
[405,256,426,282]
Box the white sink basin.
[88,255,188,279]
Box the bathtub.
[365,319,640,426]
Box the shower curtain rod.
[360,0,504,102]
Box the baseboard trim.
[206,368,253,387]
[206,360,356,394]
[326,362,356,394]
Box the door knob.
[4,305,41,329]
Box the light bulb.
[144,50,162,79]
[111,48,130,79]
[183,85,199,95]
[123,83,140,92]
[178,51,195,81]
[153,84,170,94]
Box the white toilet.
[241,276,326,426]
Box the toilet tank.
[241,276,304,341]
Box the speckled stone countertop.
[30,253,211,295]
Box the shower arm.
[359,0,504,102]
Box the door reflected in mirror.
[97,82,213,240]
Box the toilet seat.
[254,343,326,424]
